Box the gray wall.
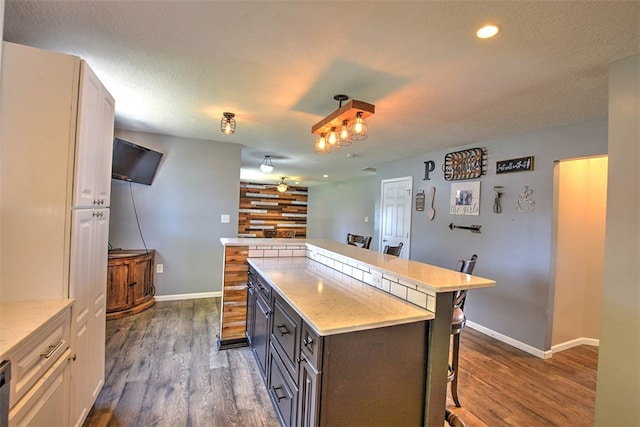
[594,54,639,426]
[307,176,376,243]
[373,117,608,352]
[109,130,241,296]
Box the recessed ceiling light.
[477,24,500,39]
[323,174,329,178]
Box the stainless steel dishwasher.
[0,360,10,427]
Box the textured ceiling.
[4,1,639,186]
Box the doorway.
[379,176,413,258]
[551,156,607,352]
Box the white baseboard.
[155,291,222,302]
[551,337,599,354]
[466,321,600,359]
[465,320,550,359]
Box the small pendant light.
[220,112,236,135]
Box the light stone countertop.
[248,257,434,336]
[221,238,495,293]
[0,299,74,361]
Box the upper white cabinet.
[74,64,116,209]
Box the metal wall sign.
[496,156,534,174]
[415,190,425,211]
[443,147,487,181]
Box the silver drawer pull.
[40,341,64,359]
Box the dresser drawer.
[8,307,71,408]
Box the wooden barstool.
[448,254,477,408]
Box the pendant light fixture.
[350,111,368,141]
[220,112,236,135]
[315,133,330,154]
[311,94,374,153]
[260,155,274,173]
[276,177,288,193]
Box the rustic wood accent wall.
[238,182,308,238]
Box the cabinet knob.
[303,337,313,347]
[69,354,77,362]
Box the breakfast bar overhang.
[219,239,495,426]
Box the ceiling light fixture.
[220,112,236,135]
[260,155,274,173]
[276,177,288,193]
[312,94,374,153]
[477,24,500,39]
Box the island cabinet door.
[253,293,271,381]
[297,358,320,427]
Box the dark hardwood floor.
[84,298,597,427]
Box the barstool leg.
[451,332,462,407]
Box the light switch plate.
[221,214,230,223]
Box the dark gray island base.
[247,259,434,426]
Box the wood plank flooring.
[84,298,597,427]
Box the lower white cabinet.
[7,307,72,427]
[9,351,71,427]
[69,208,109,427]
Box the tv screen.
[112,138,164,185]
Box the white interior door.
[380,177,413,258]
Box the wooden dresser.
[106,250,156,320]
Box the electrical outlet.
[156,263,164,274]
[365,216,369,222]
[221,214,230,223]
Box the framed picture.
[450,181,480,215]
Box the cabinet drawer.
[268,344,298,427]
[252,269,271,305]
[300,322,323,371]
[271,296,300,380]
[8,307,71,408]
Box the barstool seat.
[448,254,477,408]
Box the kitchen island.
[219,238,495,426]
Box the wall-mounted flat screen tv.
[112,138,164,185]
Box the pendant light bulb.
[315,133,330,154]
[350,112,368,141]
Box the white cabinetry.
[6,307,72,427]
[0,41,115,427]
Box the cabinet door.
[69,208,109,427]
[73,62,115,209]
[106,261,133,312]
[254,295,271,381]
[132,253,154,306]
[297,359,320,427]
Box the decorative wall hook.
[493,186,504,214]
[516,185,535,213]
